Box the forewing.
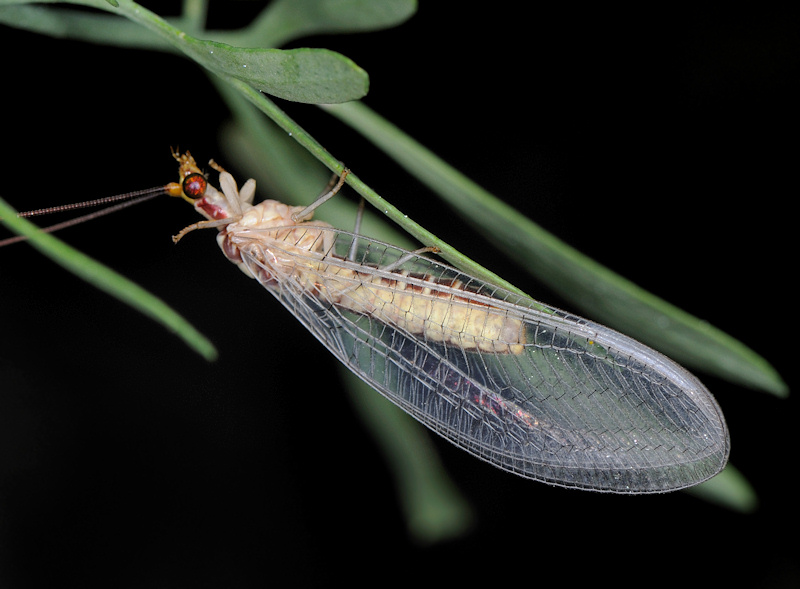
[239,227,729,493]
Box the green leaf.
[0,197,218,362]
[197,45,368,104]
[0,4,168,48]
[322,100,788,396]
[230,0,418,48]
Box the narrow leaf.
[236,0,418,48]
[0,4,168,49]
[684,465,759,513]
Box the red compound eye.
[182,173,207,200]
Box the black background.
[1,3,797,587]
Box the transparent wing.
[239,227,729,493]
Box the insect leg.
[347,197,366,262]
[380,246,441,272]
[172,218,232,243]
[291,169,350,222]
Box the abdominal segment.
[320,267,527,354]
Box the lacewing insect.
[6,150,730,493]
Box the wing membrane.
[239,227,729,493]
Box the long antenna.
[0,186,167,247]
